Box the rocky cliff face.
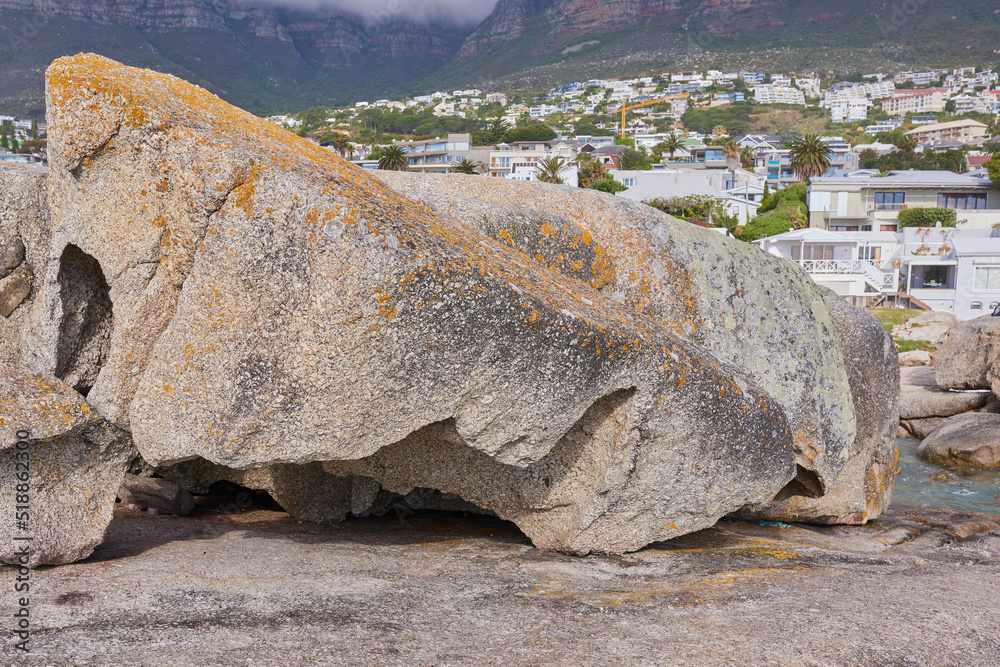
[457,0,786,58]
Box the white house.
[754,226,1000,317]
[753,229,899,301]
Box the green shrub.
[898,208,957,228]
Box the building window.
[974,266,1000,290]
[937,192,987,210]
[880,224,898,232]
[623,178,636,187]
[874,192,905,210]
[792,244,834,261]
[860,247,882,261]
[916,266,951,289]
[830,226,859,232]
[971,302,983,311]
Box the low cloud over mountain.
[260,0,500,26]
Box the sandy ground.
[3,502,1000,666]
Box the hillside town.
[4,64,999,321]
[262,65,1000,322]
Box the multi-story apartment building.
[752,85,806,106]
[905,119,989,147]
[394,133,492,174]
[881,88,948,116]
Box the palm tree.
[899,135,919,152]
[331,135,351,159]
[663,133,682,160]
[788,134,833,182]
[722,139,742,190]
[535,155,568,184]
[453,158,479,174]
[739,145,755,169]
[377,145,410,171]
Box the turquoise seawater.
[893,438,1000,514]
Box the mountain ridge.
[0,0,998,117]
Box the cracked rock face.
[0,367,133,567]
[27,54,801,555]
[0,164,48,367]
[375,172,869,518]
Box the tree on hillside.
[788,134,832,181]
[0,126,7,150]
[331,135,351,159]
[987,154,1000,188]
[453,158,479,174]
[377,145,409,171]
[482,116,509,144]
[619,147,652,171]
[536,155,569,184]
[31,120,38,141]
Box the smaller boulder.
[898,350,931,367]
[893,311,957,344]
[901,417,946,440]
[917,413,1000,468]
[118,474,195,516]
[932,317,1000,395]
[0,265,32,318]
[900,367,991,419]
[0,237,24,279]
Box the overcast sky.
[261,0,501,26]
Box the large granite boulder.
[376,172,880,519]
[932,316,1000,396]
[917,413,1000,468]
[27,54,797,555]
[0,366,132,567]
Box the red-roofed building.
[881,88,948,117]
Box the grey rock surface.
[117,473,195,516]
[899,366,991,419]
[11,504,1000,666]
[918,413,1000,468]
[737,295,900,524]
[0,366,133,567]
[932,315,1000,396]
[0,163,49,368]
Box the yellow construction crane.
[616,92,689,138]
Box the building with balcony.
[807,171,1000,232]
[394,133,491,174]
[904,119,989,147]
